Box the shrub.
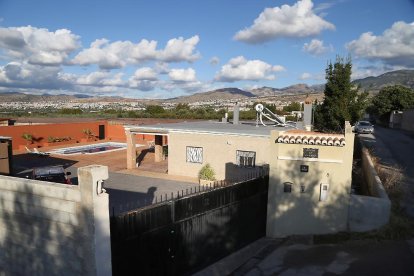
[198,164,216,181]
[21,133,33,145]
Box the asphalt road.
[358,125,414,217]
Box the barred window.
[186,146,203,163]
[236,150,256,168]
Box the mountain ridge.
[1,69,413,103]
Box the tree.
[370,85,414,122]
[283,102,301,112]
[314,56,368,132]
[145,105,165,115]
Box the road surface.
[358,125,414,217]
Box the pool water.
[63,145,124,154]
[49,142,134,155]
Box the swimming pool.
[49,142,136,155]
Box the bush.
[198,164,216,181]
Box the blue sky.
[0,0,413,98]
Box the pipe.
[340,138,346,147]
[333,138,340,146]
[277,136,284,143]
[289,136,296,143]
[283,135,290,143]
[295,136,303,144]
[321,137,327,145]
[314,137,321,145]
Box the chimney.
[303,95,313,131]
[233,103,240,125]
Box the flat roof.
[125,120,296,137]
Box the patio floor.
[13,139,198,184]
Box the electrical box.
[319,183,329,201]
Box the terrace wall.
[0,121,108,150]
[107,124,156,143]
[0,165,111,275]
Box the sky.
[0,0,413,99]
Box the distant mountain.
[169,88,255,103]
[353,70,414,92]
[251,84,323,97]
[0,92,94,102]
[1,69,413,103]
[73,94,93,98]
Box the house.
[124,101,355,237]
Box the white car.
[354,121,374,134]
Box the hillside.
[169,88,255,103]
[353,70,414,92]
[251,84,323,97]
[1,69,413,103]
[0,92,90,102]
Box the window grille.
[186,146,203,163]
[236,150,256,167]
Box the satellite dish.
[255,104,264,112]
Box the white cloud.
[72,35,200,69]
[210,56,220,65]
[75,71,124,86]
[132,67,158,81]
[303,39,332,55]
[169,68,197,82]
[346,21,414,67]
[234,0,335,44]
[299,72,312,80]
[215,56,285,82]
[0,26,80,65]
[160,36,200,62]
[0,62,72,89]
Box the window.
[236,150,256,168]
[283,182,292,193]
[186,146,203,163]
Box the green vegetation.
[198,164,216,181]
[21,133,33,145]
[59,108,83,115]
[283,102,301,112]
[314,56,368,132]
[48,136,71,143]
[369,85,414,123]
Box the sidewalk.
[196,236,414,276]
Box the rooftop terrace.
[125,120,296,137]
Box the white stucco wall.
[0,165,111,276]
[168,132,270,180]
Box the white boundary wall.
[0,165,111,275]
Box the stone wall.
[0,165,111,275]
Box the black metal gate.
[110,175,269,275]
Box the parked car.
[32,165,72,184]
[354,121,374,134]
